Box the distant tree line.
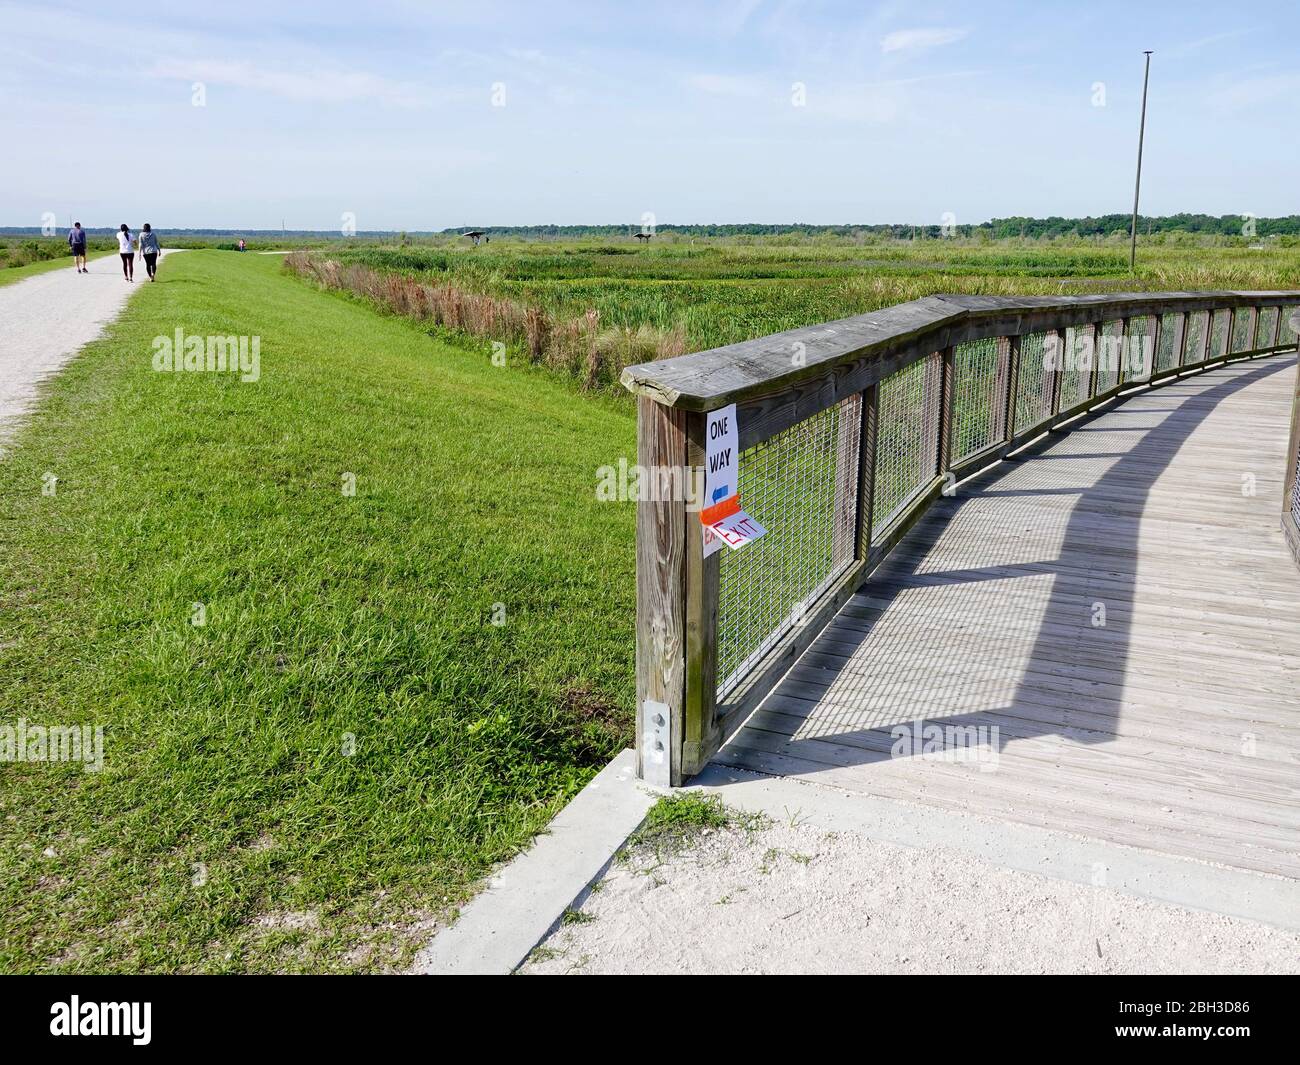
[978,214,1300,239]
[442,215,1300,239]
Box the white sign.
[704,524,723,558]
[709,509,767,549]
[701,403,766,554]
[705,403,739,507]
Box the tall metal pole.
[1129,50,1153,273]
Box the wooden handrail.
[1283,311,1300,568]
[623,291,1300,411]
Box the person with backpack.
[139,224,161,281]
[68,222,88,273]
[116,224,135,282]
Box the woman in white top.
[116,224,135,282]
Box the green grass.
[0,250,638,972]
[0,250,115,287]
[623,794,763,861]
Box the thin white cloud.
[880,27,967,54]
[815,84,903,123]
[1171,28,1250,54]
[716,0,764,37]
[1208,71,1300,111]
[146,58,430,108]
[686,73,765,97]
[805,69,984,124]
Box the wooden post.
[1086,322,1100,398]
[1283,352,1300,567]
[1171,312,1188,369]
[1194,310,1212,366]
[1047,328,1064,414]
[921,351,945,477]
[991,337,1010,440]
[855,384,879,557]
[634,396,689,785]
[1003,335,1022,442]
[1271,305,1284,349]
[1247,306,1260,350]
[1145,315,1159,380]
[937,346,955,473]
[681,411,720,779]
[1118,317,1131,385]
[833,398,861,556]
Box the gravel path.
[0,250,178,451]
[522,818,1300,975]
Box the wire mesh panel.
[1209,309,1230,359]
[1184,310,1209,366]
[716,393,861,696]
[1257,306,1279,347]
[1013,330,1054,434]
[872,354,939,532]
[1230,309,1253,353]
[1124,315,1157,382]
[1155,313,1182,372]
[1280,307,1299,346]
[1096,320,1124,392]
[1059,324,1094,410]
[950,337,1008,462]
[1293,436,1300,531]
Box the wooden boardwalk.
[717,355,1300,878]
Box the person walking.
[116,224,135,282]
[67,222,88,273]
[139,224,161,281]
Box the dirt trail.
[523,818,1300,975]
[0,250,179,450]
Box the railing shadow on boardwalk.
[756,357,1292,768]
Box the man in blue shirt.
[68,222,87,274]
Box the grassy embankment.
[353,240,1300,343]
[308,239,1300,385]
[0,250,636,972]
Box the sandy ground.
[521,818,1300,975]
[0,250,177,451]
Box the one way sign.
[701,403,766,557]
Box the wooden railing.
[623,290,1300,785]
[1285,311,1300,568]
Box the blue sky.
[2,0,1296,230]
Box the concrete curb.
[689,764,1300,932]
[410,750,655,974]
